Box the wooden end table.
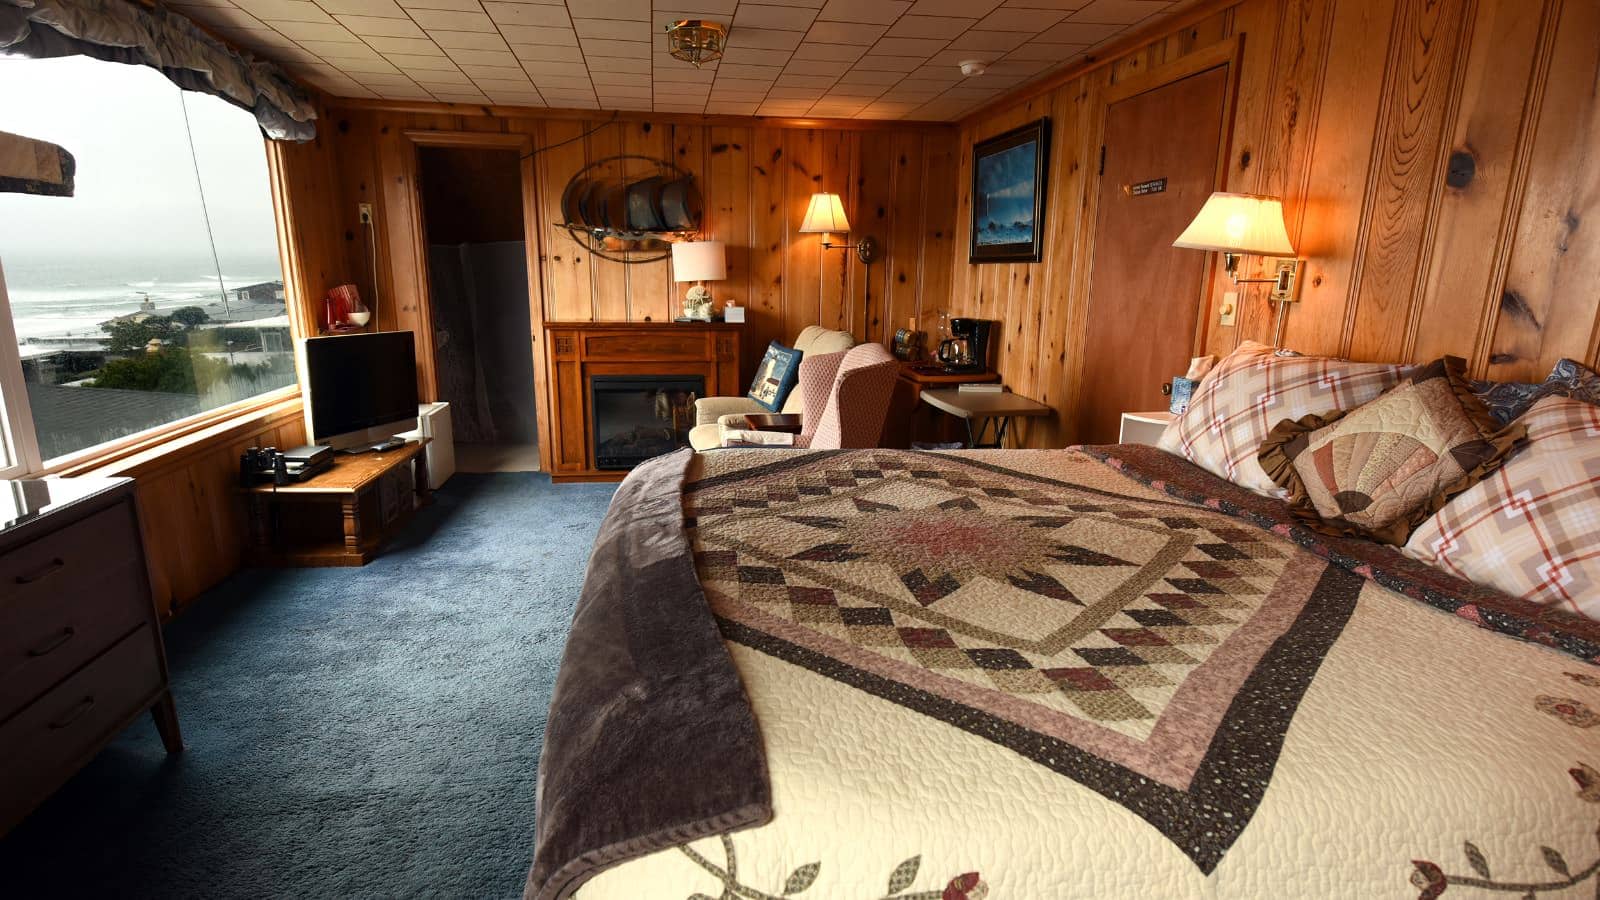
[744,413,803,434]
[244,439,430,567]
[918,389,1052,449]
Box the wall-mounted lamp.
[799,192,880,263]
[1173,192,1302,345]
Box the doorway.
[416,145,539,472]
[1077,57,1233,443]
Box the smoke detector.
[958,59,988,77]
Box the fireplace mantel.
[543,321,743,482]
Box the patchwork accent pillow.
[1156,341,1407,497]
[1257,357,1527,545]
[747,341,802,412]
[1403,395,1600,620]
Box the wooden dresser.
[0,478,180,835]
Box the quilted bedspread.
[572,448,1600,899]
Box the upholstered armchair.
[687,325,855,451]
[788,342,899,449]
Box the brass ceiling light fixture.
[665,20,728,68]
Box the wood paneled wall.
[301,107,959,391]
[950,0,1600,449]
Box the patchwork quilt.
[557,448,1600,900]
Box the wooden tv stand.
[244,439,430,567]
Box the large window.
[0,55,296,469]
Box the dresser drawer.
[0,502,147,720]
[0,624,162,827]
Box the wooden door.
[1077,65,1230,443]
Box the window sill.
[47,387,304,478]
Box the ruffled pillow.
[1257,357,1526,545]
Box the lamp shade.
[799,192,850,234]
[1172,192,1295,256]
[670,240,726,282]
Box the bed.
[527,445,1600,900]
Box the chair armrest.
[694,395,764,427]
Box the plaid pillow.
[1156,341,1407,497]
[1404,395,1600,621]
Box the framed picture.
[969,117,1051,264]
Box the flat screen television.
[300,331,419,451]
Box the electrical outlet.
[358,203,373,225]
[1218,291,1239,326]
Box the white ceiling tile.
[868,36,946,55]
[407,7,497,30]
[705,101,760,114]
[180,5,270,29]
[816,0,909,25]
[515,60,576,76]
[443,46,519,63]
[215,26,305,50]
[1001,0,1086,7]
[773,72,835,87]
[766,85,825,99]
[572,18,649,40]
[336,14,426,35]
[782,57,850,75]
[803,20,887,44]
[411,69,474,84]
[431,90,492,101]
[511,42,586,62]
[791,42,867,62]
[743,0,824,6]
[485,1,568,26]
[715,62,783,79]
[975,6,1067,29]
[565,0,649,19]
[1035,19,1119,42]
[852,54,924,72]
[1070,0,1168,24]
[586,55,652,72]
[428,29,509,48]
[884,14,972,38]
[984,57,1053,75]
[397,0,481,9]
[314,0,408,16]
[729,27,807,50]
[496,23,576,43]
[589,70,643,85]
[456,62,525,78]
[298,36,376,54]
[326,56,402,72]
[582,38,653,57]
[733,4,819,30]
[595,83,653,98]
[355,69,421,84]
[267,19,359,40]
[717,46,790,65]
[943,30,1030,51]
[835,67,902,85]
[825,84,887,100]
[365,34,445,52]
[713,76,777,93]
[486,92,548,105]
[234,0,335,22]
[904,0,1002,16]
[386,52,460,68]
[1003,40,1085,60]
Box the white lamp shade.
[670,240,727,282]
[1172,192,1295,256]
[799,192,850,234]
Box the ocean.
[2,255,284,341]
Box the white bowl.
[347,310,372,326]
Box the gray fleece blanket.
[525,449,771,900]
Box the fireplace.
[590,375,705,470]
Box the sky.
[0,54,282,267]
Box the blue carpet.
[0,473,616,899]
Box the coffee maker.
[937,317,994,374]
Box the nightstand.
[1119,411,1175,446]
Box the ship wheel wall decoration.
[558,155,703,264]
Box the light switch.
[1218,291,1238,326]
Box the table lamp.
[670,240,726,321]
